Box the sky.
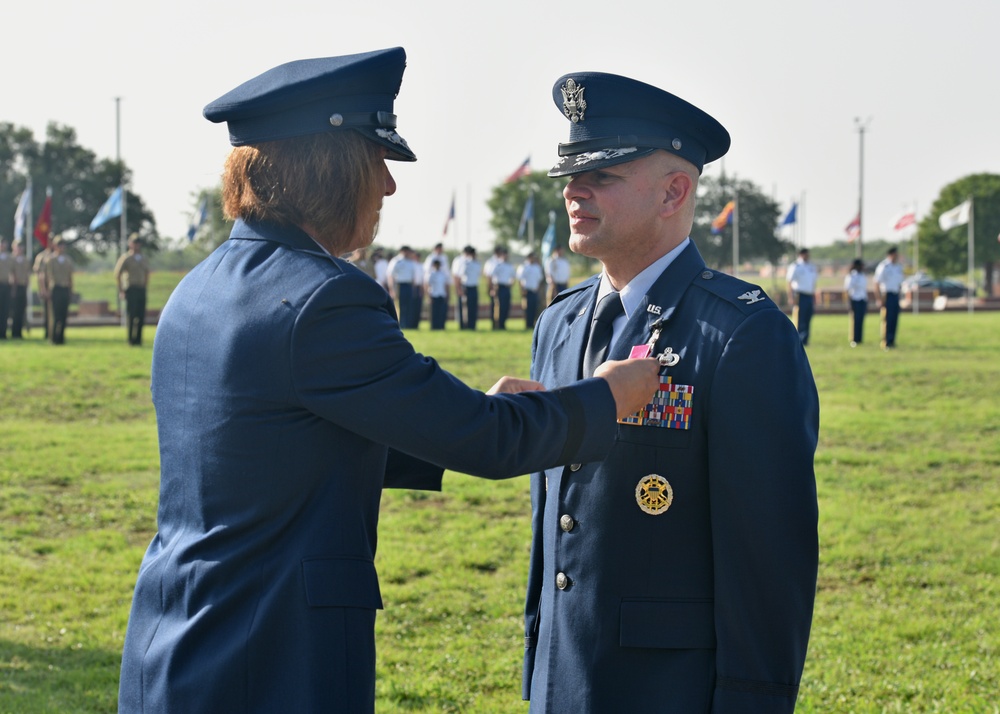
[3,0,998,255]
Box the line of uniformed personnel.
[0,234,150,346]
[350,242,562,331]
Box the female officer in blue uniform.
[522,72,819,713]
[117,49,659,714]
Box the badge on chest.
[635,474,673,515]
[619,319,693,429]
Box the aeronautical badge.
[737,289,765,305]
[635,474,673,515]
[657,347,680,367]
[561,79,587,123]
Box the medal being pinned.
[621,319,692,427]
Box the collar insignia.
[561,79,587,123]
[738,289,765,305]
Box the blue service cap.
[203,47,416,161]
[548,72,729,177]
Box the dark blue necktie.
[583,292,624,378]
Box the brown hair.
[221,130,384,254]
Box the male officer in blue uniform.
[522,72,820,713]
[117,49,659,714]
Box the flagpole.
[732,193,740,278]
[800,191,806,249]
[466,183,472,249]
[528,196,535,253]
[854,117,871,260]
[968,197,975,314]
[25,184,34,329]
[913,201,920,316]
[116,97,128,328]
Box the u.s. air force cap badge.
[636,474,673,515]
[548,71,730,177]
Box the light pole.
[854,117,872,259]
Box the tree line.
[4,120,997,290]
[0,121,157,258]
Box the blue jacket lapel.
[608,241,709,361]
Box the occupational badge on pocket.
[618,375,693,428]
[635,474,673,515]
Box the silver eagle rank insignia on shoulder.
[738,289,766,305]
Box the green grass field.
[1,305,997,712]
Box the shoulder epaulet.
[691,268,778,314]
[547,275,599,307]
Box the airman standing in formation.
[114,235,152,346]
[786,247,819,345]
[0,240,10,339]
[874,246,905,349]
[33,240,54,339]
[45,237,73,344]
[9,242,31,339]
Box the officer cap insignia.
[636,474,673,515]
[548,71,730,177]
[738,289,765,305]
[560,79,587,123]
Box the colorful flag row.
[12,184,54,248]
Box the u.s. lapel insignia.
[561,79,587,123]
[738,289,765,305]
[636,474,673,515]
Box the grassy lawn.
[0,302,997,712]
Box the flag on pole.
[89,186,124,231]
[187,197,209,241]
[541,210,557,263]
[710,200,735,234]
[441,193,455,236]
[845,214,860,242]
[34,189,53,248]
[517,192,534,238]
[14,183,32,242]
[890,209,917,236]
[780,202,798,227]
[938,199,972,230]
[505,156,531,183]
[891,210,916,232]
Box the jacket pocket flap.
[620,599,716,649]
[302,557,383,610]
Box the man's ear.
[661,171,695,219]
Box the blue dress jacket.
[523,241,819,713]
[118,220,617,713]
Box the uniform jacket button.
[559,514,575,532]
[569,463,582,472]
[555,572,570,590]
